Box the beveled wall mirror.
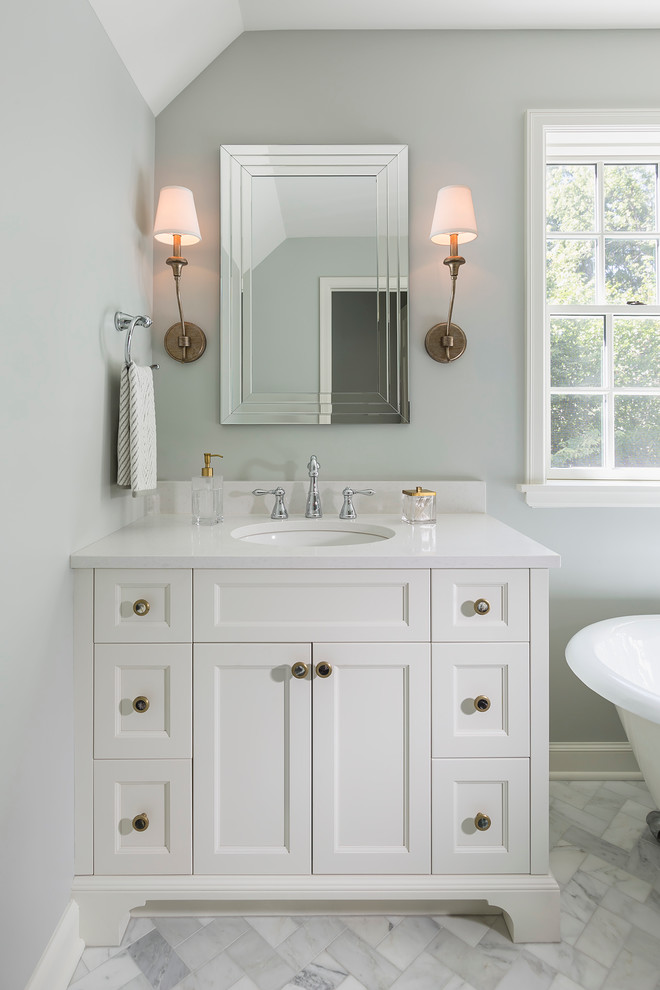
[220,145,409,424]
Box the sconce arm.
[425,251,468,364]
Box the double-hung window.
[523,110,660,506]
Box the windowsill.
[518,481,660,507]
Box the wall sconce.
[154,185,207,363]
[424,184,477,363]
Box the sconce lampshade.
[154,186,202,246]
[430,185,478,245]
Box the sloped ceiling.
[88,0,660,115]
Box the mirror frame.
[220,145,409,424]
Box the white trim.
[525,109,660,500]
[549,741,642,779]
[519,482,660,507]
[24,901,84,990]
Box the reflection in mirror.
[220,146,409,424]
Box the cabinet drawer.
[432,644,529,758]
[94,645,192,759]
[431,569,529,642]
[93,760,191,875]
[94,569,192,643]
[194,569,430,642]
[432,758,529,874]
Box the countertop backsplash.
[155,480,487,517]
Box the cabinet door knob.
[132,696,150,713]
[315,662,333,678]
[474,598,490,615]
[291,662,309,679]
[474,695,491,712]
[133,599,150,616]
[132,812,149,832]
[475,812,491,831]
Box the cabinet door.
[313,643,430,874]
[194,644,312,874]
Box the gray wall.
[1,1,154,984]
[154,29,660,746]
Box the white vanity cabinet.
[72,523,559,947]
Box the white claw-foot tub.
[566,615,660,841]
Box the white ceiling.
[88,0,660,115]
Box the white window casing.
[521,109,660,507]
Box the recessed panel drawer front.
[432,644,529,758]
[94,569,192,643]
[432,758,530,874]
[93,759,191,875]
[194,569,430,642]
[432,569,529,642]
[94,644,192,759]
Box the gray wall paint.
[1,0,154,984]
[154,29,660,746]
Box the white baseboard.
[24,900,84,990]
[550,741,642,780]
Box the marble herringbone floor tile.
[69,781,660,990]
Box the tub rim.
[565,614,660,726]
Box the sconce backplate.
[164,322,207,363]
[425,322,467,363]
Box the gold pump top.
[201,453,223,477]
[402,485,436,497]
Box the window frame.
[522,109,660,507]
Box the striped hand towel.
[117,362,157,493]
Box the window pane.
[550,317,603,387]
[546,165,595,232]
[604,164,656,232]
[615,396,660,467]
[551,395,602,467]
[613,317,660,386]
[605,239,656,304]
[546,239,596,304]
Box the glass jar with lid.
[401,486,436,524]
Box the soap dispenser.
[192,453,223,525]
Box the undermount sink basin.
[231,520,396,547]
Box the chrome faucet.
[305,454,322,518]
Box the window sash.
[547,304,660,479]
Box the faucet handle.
[252,487,288,520]
[339,487,375,520]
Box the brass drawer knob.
[132,812,149,832]
[291,662,309,679]
[133,599,150,617]
[474,599,491,615]
[315,662,333,678]
[132,696,150,713]
[475,812,491,831]
[474,695,491,712]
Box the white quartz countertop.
[70,513,560,569]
